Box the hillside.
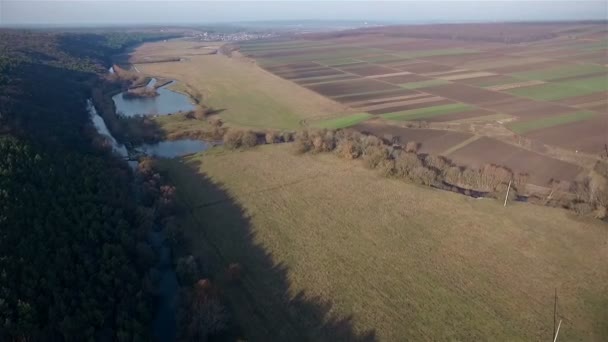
[159,143,608,341]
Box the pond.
[137,139,211,158]
[112,80,195,117]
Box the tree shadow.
[165,157,377,342]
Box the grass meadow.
[159,144,608,341]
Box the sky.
[1,1,606,26]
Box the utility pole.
[504,180,512,207]
[553,320,562,342]
[553,288,557,340]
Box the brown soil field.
[354,122,473,155]
[487,80,546,91]
[550,72,608,83]
[525,116,608,154]
[349,93,429,107]
[456,74,519,86]
[556,92,608,106]
[359,96,446,112]
[366,71,413,78]
[394,62,454,74]
[440,71,497,81]
[306,78,400,97]
[270,65,331,75]
[447,137,583,186]
[422,52,502,66]
[279,68,345,79]
[424,108,496,122]
[335,89,420,103]
[360,22,599,43]
[580,101,608,112]
[422,84,516,104]
[263,61,322,71]
[368,99,455,115]
[296,75,360,85]
[486,99,575,118]
[376,73,431,84]
[487,60,572,74]
[339,64,400,76]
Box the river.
[87,96,209,341]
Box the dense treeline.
[0,29,177,340]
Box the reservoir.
[112,81,195,117]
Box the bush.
[393,152,422,178]
[362,144,389,169]
[410,166,438,186]
[377,159,395,177]
[293,130,312,154]
[208,117,223,128]
[281,131,294,142]
[404,141,420,153]
[241,131,258,148]
[335,138,361,159]
[223,129,257,149]
[265,131,279,144]
[223,129,243,149]
[424,155,449,174]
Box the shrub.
[572,202,594,216]
[335,138,361,159]
[223,129,243,149]
[281,131,294,142]
[404,141,420,153]
[265,131,279,144]
[410,166,438,186]
[444,166,462,185]
[241,131,258,148]
[293,130,312,154]
[362,145,389,169]
[377,159,395,177]
[424,155,449,174]
[176,255,200,286]
[208,117,223,128]
[393,152,422,178]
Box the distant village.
[190,31,278,42]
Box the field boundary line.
[441,135,482,156]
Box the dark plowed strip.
[306,79,400,97]
[279,69,345,80]
[296,75,360,85]
[336,89,420,104]
[556,92,608,106]
[376,74,430,85]
[424,109,495,122]
[265,62,322,71]
[368,99,454,115]
[351,93,430,108]
[394,62,454,74]
[422,84,517,105]
[339,64,399,76]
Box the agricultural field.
[130,41,352,130]
[239,23,607,157]
[159,144,608,341]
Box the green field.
[159,144,608,341]
[511,64,607,81]
[380,103,472,121]
[506,82,599,100]
[560,75,608,91]
[312,112,373,129]
[508,111,596,134]
[399,79,451,89]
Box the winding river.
[87,77,209,341]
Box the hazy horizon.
[1,1,607,27]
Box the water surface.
[112,81,195,117]
[138,139,210,158]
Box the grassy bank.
[159,144,608,341]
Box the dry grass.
[160,144,608,341]
[132,41,350,129]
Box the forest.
[0,29,176,340]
